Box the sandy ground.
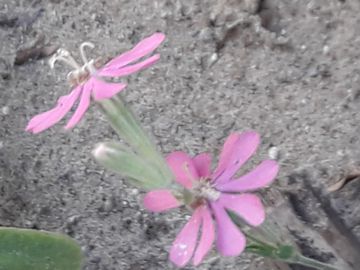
[0,0,360,269]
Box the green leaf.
[0,227,82,270]
[93,141,169,189]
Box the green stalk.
[97,93,173,187]
[287,254,338,270]
[229,212,338,270]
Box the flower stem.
[115,95,173,180]
[287,254,339,270]
[230,212,339,270]
[98,93,173,187]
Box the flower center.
[49,42,100,86]
[191,178,221,202]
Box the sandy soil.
[0,0,359,269]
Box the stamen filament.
[85,59,97,74]
[48,42,99,86]
[79,42,95,65]
[49,49,81,70]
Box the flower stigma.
[181,162,221,206]
[192,178,221,202]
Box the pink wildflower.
[26,33,165,133]
[143,131,279,267]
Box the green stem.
[98,93,173,185]
[244,231,277,249]
[230,212,338,270]
[288,254,338,270]
[114,95,173,180]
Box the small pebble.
[122,200,128,206]
[273,36,290,46]
[2,106,9,115]
[268,146,280,160]
[323,45,330,55]
[208,53,218,67]
[67,215,79,225]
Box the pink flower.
[143,131,279,267]
[26,33,165,133]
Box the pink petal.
[26,94,73,131]
[166,151,199,189]
[210,202,246,256]
[65,81,93,129]
[143,190,180,213]
[98,54,160,77]
[26,106,60,131]
[170,207,202,267]
[216,160,279,192]
[214,133,240,172]
[213,131,260,186]
[91,78,126,101]
[26,86,83,133]
[218,193,265,227]
[193,153,212,179]
[193,204,214,266]
[101,33,165,72]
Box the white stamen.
[84,59,97,74]
[79,42,95,65]
[48,42,99,85]
[49,48,81,70]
